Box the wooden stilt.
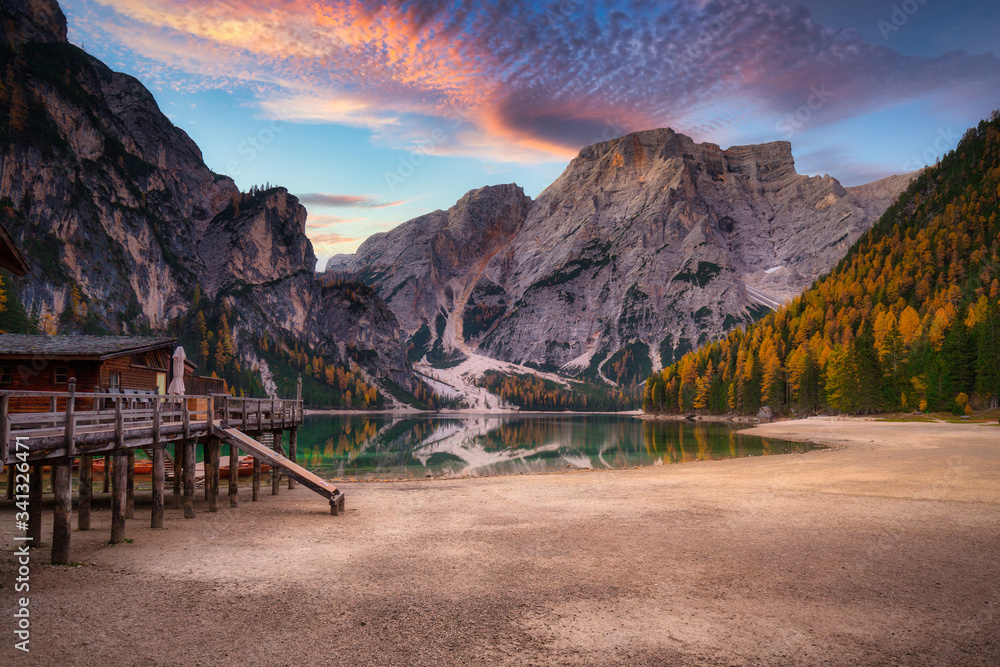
[103,455,111,493]
[28,462,43,546]
[204,441,212,502]
[228,442,238,508]
[252,458,261,501]
[78,455,92,530]
[207,440,220,512]
[125,449,135,519]
[5,465,13,499]
[110,451,127,544]
[151,447,164,528]
[172,442,182,509]
[151,398,163,529]
[288,428,297,490]
[271,431,282,495]
[51,460,72,564]
[183,439,195,519]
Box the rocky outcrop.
[327,184,532,360]
[333,128,916,385]
[2,0,65,45]
[0,0,415,394]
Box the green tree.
[975,300,1000,408]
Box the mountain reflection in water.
[295,414,815,480]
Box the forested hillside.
[644,112,1000,416]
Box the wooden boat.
[90,455,269,477]
[90,457,152,474]
[220,455,272,478]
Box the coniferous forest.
[644,112,1000,416]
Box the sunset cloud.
[72,0,1000,161]
[297,193,403,209]
[308,232,364,257]
[72,0,1000,165]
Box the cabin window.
[54,366,69,384]
[0,366,11,385]
[109,373,121,391]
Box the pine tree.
[879,321,906,409]
[975,299,1000,408]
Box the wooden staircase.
[214,426,345,515]
[142,446,175,480]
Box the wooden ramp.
[214,426,345,515]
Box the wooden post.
[28,462,43,546]
[183,439,195,519]
[207,439,220,512]
[256,399,262,432]
[172,440,182,509]
[204,440,212,502]
[172,396,183,510]
[151,447,164,528]
[252,458,261,501]
[51,460,72,564]
[229,442,238,508]
[271,399,276,429]
[65,378,76,457]
[114,395,124,448]
[151,397,164,529]
[271,431,282,495]
[103,455,111,493]
[1,391,10,478]
[78,455,92,530]
[182,398,190,440]
[110,451,127,544]
[207,395,214,434]
[125,449,135,519]
[288,428,297,490]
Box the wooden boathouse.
[1,336,344,565]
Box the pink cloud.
[76,0,1000,162]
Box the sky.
[60,0,1000,269]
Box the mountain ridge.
[331,127,917,390]
[0,0,420,404]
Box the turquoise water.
[295,414,815,480]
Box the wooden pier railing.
[0,388,303,464]
[0,376,336,568]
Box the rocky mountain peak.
[1,0,67,46]
[446,183,532,237]
[334,128,917,389]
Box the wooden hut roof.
[0,335,176,361]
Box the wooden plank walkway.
[216,426,345,515]
[0,379,345,566]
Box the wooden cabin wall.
[99,357,161,392]
[2,355,164,413]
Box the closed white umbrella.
[167,346,187,395]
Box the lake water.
[295,414,815,480]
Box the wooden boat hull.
[90,456,270,476]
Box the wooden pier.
[1,377,343,564]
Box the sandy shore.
[2,418,998,665]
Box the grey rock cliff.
[0,0,415,393]
[332,129,916,384]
